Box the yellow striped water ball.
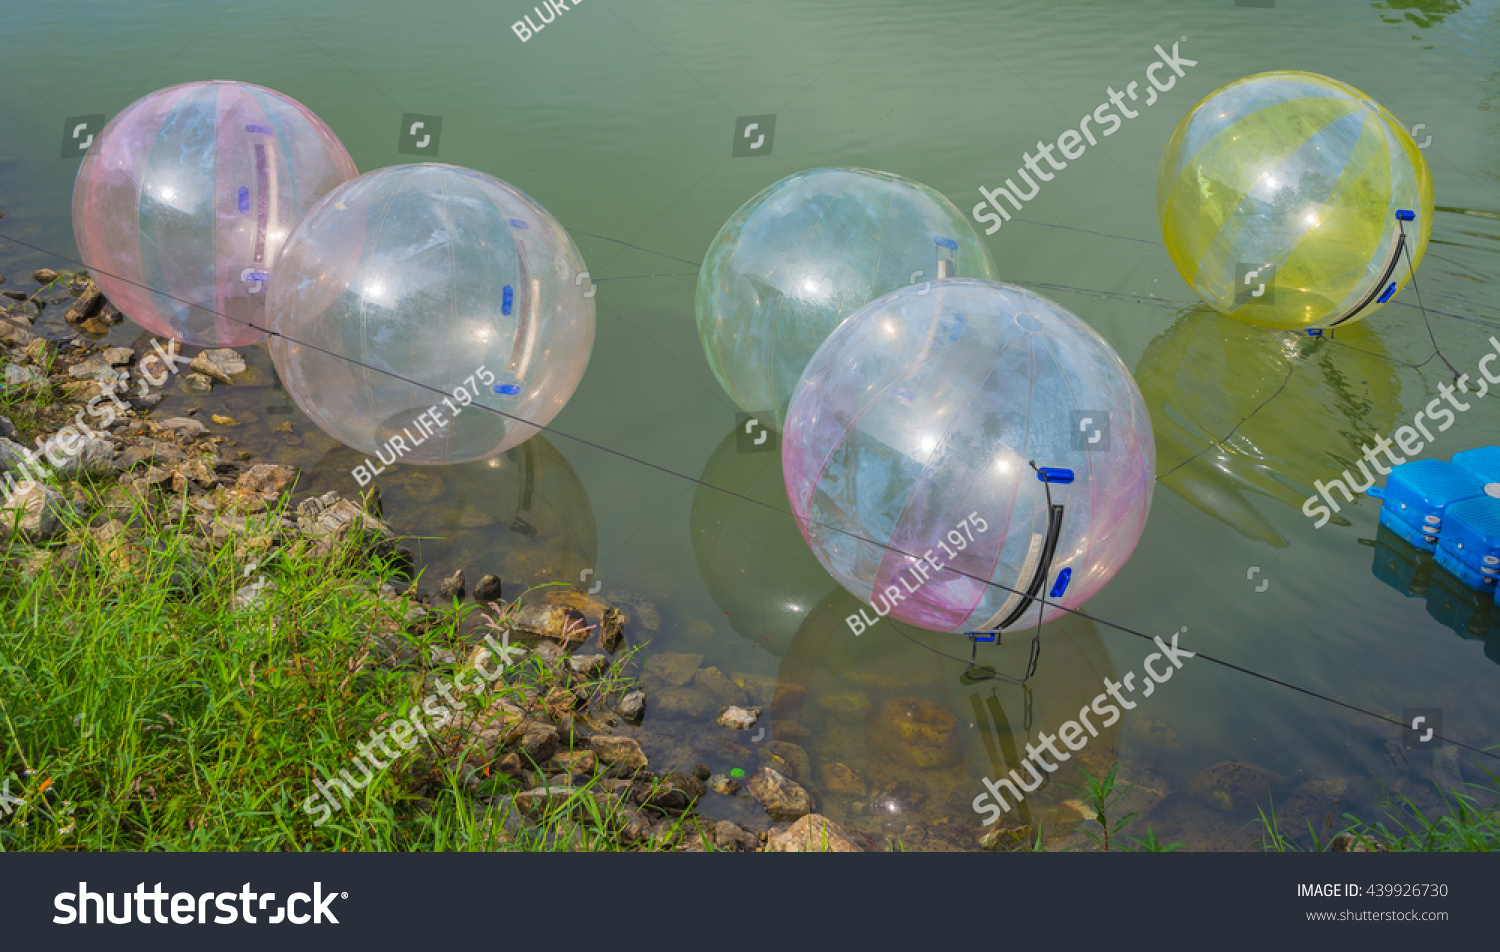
[1156,71,1433,331]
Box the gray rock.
[0,480,71,541]
[714,820,759,852]
[717,705,762,730]
[0,416,16,441]
[50,435,117,477]
[438,568,465,599]
[102,347,134,366]
[188,348,247,384]
[617,690,646,722]
[4,364,44,387]
[182,372,214,393]
[567,653,608,679]
[155,417,208,440]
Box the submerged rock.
[1188,761,1285,813]
[717,705,761,730]
[873,696,961,769]
[617,690,646,723]
[438,568,465,599]
[189,348,247,384]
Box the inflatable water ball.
[782,280,1154,634]
[72,81,357,347]
[266,164,595,465]
[697,168,998,427]
[1156,71,1433,331]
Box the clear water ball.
[266,164,595,465]
[72,81,357,347]
[782,280,1154,634]
[697,168,998,427]
[1157,71,1433,331]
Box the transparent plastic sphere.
[71,81,357,347]
[782,280,1154,634]
[1156,71,1433,331]
[697,168,998,427]
[266,164,595,464]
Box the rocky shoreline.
[0,267,1471,853]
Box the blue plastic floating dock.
[1435,496,1500,591]
[1377,458,1487,548]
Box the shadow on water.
[687,421,1120,849]
[1370,523,1500,663]
[1137,307,1405,547]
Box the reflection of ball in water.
[267,164,595,464]
[697,168,998,426]
[1157,71,1433,331]
[72,81,357,347]
[782,280,1154,633]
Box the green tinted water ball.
[696,168,997,426]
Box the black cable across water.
[1,228,1496,763]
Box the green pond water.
[1,0,1497,848]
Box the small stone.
[617,690,646,722]
[822,762,866,796]
[978,823,1032,851]
[156,417,208,440]
[567,653,608,679]
[182,372,214,393]
[189,348,247,384]
[496,752,524,777]
[2,290,28,302]
[438,568,465,599]
[0,416,17,441]
[552,750,597,774]
[589,735,648,769]
[693,763,711,781]
[714,820,759,852]
[514,723,560,767]
[765,814,862,852]
[211,414,240,427]
[473,574,503,604]
[30,269,59,285]
[748,767,814,822]
[4,364,44,387]
[0,480,71,541]
[708,774,742,796]
[102,347,134,366]
[64,282,103,323]
[600,606,625,652]
[96,302,124,325]
[717,705,762,730]
[233,463,299,497]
